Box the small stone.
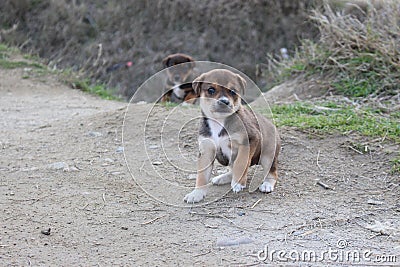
[48,162,69,171]
[88,131,103,137]
[367,199,384,205]
[216,237,253,247]
[152,161,163,165]
[41,228,51,235]
[187,174,197,180]
[69,166,79,172]
[116,146,124,153]
[21,167,39,172]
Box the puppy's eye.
[229,90,237,96]
[207,87,216,95]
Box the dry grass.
[266,0,400,99]
[0,0,317,99]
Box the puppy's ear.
[192,73,204,95]
[162,56,171,67]
[236,74,247,94]
[185,55,195,69]
[185,55,194,62]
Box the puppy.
[184,69,281,203]
[160,53,197,103]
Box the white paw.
[231,181,245,193]
[212,172,232,185]
[259,179,275,193]
[184,188,206,203]
[181,102,190,107]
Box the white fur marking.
[172,85,186,99]
[207,119,231,160]
[259,179,275,193]
[212,172,232,185]
[184,188,206,203]
[207,119,223,143]
[231,180,245,193]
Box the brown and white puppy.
[184,69,280,203]
[160,53,197,103]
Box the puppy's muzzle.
[214,97,233,113]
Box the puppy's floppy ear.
[184,55,195,69]
[236,74,247,94]
[162,56,171,67]
[185,55,194,62]
[192,73,205,95]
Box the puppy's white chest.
[208,119,231,156]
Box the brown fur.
[184,69,281,203]
[160,53,197,103]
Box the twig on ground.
[139,161,146,172]
[347,145,364,155]
[193,250,212,258]
[316,180,335,190]
[140,214,166,225]
[250,198,262,209]
[316,150,322,171]
[219,214,254,232]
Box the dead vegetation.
[266,0,400,101]
[0,0,317,99]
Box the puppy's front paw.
[231,181,245,193]
[259,179,276,193]
[184,188,206,203]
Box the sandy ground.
[0,67,399,266]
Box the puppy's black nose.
[218,98,230,106]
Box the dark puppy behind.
[160,53,197,103]
[184,69,281,203]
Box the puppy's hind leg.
[259,154,278,193]
[212,168,232,185]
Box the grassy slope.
[0,44,120,101]
[262,1,400,173]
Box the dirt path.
[1,68,399,266]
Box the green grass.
[260,102,400,143]
[0,43,47,70]
[70,79,121,101]
[332,78,376,97]
[160,101,180,109]
[0,43,15,53]
[391,156,400,174]
[261,101,400,172]
[0,43,121,101]
[0,59,45,69]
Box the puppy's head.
[193,69,246,119]
[162,53,195,84]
